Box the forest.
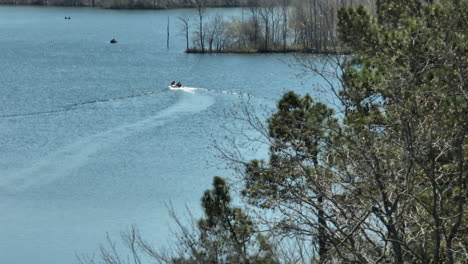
[181,0,372,53]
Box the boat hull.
[169,85,184,90]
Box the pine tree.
[173,176,279,264]
[241,0,467,262]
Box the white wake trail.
[168,86,205,93]
[0,91,214,192]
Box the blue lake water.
[0,6,324,264]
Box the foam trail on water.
[206,89,240,95]
[0,91,214,192]
[67,88,169,107]
[0,88,169,119]
[168,86,202,93]
[171,86,252,97]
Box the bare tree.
[258,1,274,51]
[278,0,290,51]
[193,0,207,52]
[178,15,191,50]
[247,0,261,48]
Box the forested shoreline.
[1,0,266,9]
[182,0,371,54]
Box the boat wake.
[168,86,199,93]
[67,87,169,107]
[0,87,169,119]
[0,90,215,192]
[0,85,257,119]
[170,86,251,97]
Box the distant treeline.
[182,0,374,54]
[0,0,372,10]
[0,0,256,9]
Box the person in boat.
[177,82,182,87]
[171,81,176,86]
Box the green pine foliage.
[172,176,279,264]
[240,0,467,263]
[177,1,467,262]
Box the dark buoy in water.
[110,38,117,44]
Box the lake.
[0,6,322,264]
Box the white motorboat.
[168,83,197,93]
[169,81,184,90]
[169,84,184,90]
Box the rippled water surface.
[0,6,320,264]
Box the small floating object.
[110,38,117,44]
